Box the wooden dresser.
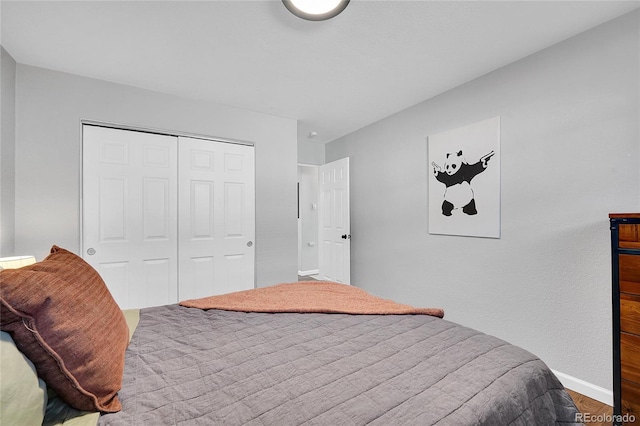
[610,213,640,425]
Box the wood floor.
[567,389,613,426]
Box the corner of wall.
[0,45,17,256]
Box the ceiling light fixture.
[282,0,350,21]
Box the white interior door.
[178,136,255,299]
[82,125,178,309]
[318,157,350,284]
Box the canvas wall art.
[428,116,500,238]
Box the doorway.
[297,164,319,279]
[297,158,351,284]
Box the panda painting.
[431,150,495,216]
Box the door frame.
[80,120,255,147]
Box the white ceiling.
[2,1,638,144]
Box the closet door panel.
[142,177,171,240]
[190,181,215,239]
[99,177,128,242]
[179,137,255,300]
[83,125,179,309]
[224,182,244,237]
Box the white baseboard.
[298,269,319,277]
[552,369,612,406]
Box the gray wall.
[14,64,298,286]
[0,46,16,257]
[326,11,639,391]
[298,139,325,165]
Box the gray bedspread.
[99,304,580,425]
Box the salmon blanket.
[179,281,444,318]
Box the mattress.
[98,302,580,425]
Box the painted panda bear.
[431,150,494,216]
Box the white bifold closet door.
[82,125,255,310]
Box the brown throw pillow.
[0,245,129,413]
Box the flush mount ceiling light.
[282,0,350,21]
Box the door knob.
[87,248,96,255]
[341,234,351,240]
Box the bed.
[1,246,581,425]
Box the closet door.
[178,137,255,300]
[82,125,178,309]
